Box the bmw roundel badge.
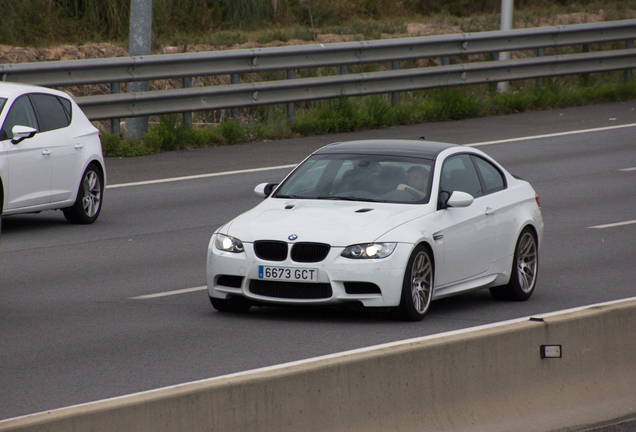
[288,234,298,241]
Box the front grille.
[343,282,381,294]
[254,241,288,261]
[216,275,244,288]
[290,242,331,263]
[249,280,332,299]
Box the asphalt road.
[1,101,635,428]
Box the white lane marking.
[130,286,207,299]
[588,220,636,229]
[619,167,636,172]
[106,164,296,189]
[466,122,636,147]
[105,123,636,189]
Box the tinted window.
[0,98,6,116]
[0,95,39,141]
[473,156,505,194]
[58,96,72,121]
[30,93,70,132]
[440,154,483,197]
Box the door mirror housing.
[446,191,474,208]
[11,125,37,144]
[254,183,278,198]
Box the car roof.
[0,82,69,100]
[314,139,458,159]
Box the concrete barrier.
[2,297,635,432]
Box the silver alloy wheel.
[82,170,101,217]
[411,250,433,313]
[516,232,538,293]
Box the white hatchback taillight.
[535,193,541,209]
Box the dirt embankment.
[0,10,629,98]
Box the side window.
[440,154,483,197]
[473,156,506,194]
[30,93,70,132]
[57,96,72,122]
[0,95,39,141]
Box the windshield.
[273,153,435,204]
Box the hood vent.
[285,204,295,209]
[355,208,374,213]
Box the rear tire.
[63,164,103,224]
[490,227,538,301]
[210,296,252,313]
[393,245,434,321]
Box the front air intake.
[249,280,332,299]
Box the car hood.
[224,198,432,246]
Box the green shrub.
[142,116,191,151]
[417,87,482,121]
[100,132,154,157]
[218,120,243,144]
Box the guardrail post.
[536,48,544,88]
[582,44,590,86]
[126,0,153,141]
[441,56,450,66]
[626,40,633,82]
[496,0,513,93]
[286,70,295,123]
[339,65,348,103]
[109,83,120,136]
[182,77,192,129]
[391,61,400,105]
[230,73,240,121]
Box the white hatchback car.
[0,82,106,224]
[207,140,543,321]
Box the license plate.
[258,266,318,282]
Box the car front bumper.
[206,234,413,308]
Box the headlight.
[215,234,245,253]
[341,242,397,259]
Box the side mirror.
[446,191,474,208]
[11,125,37,144]
[254,183,278,198]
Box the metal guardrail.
[77,49,636,120]
[1,19,635,121]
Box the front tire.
[63,164,103,224]
[394,245,434,321]
[490,227,538,301]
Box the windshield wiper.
[274,194,303,199]
[317,196,385,203]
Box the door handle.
[485,207,495,216]
[74,143,84,149]
[42,149,51,156]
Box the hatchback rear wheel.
[63,164,103,224]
